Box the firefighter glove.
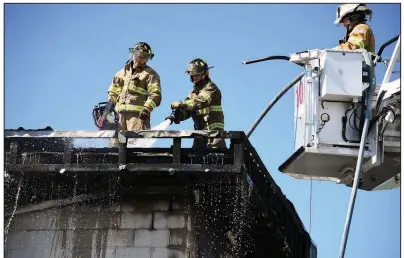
[171,101,184,110]
[139,107,151,120]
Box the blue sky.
[4,3,400,257]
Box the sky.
[4,3,401,258]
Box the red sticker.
[295,80,304,105]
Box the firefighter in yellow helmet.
[169,58,226,149]
[103,42,162,146]
[335,4,375,54]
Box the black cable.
[317,113,330,134]
[348,109,356,131]
[242,55,304,67]
[247,72,305,137]
[376,35,400,59]
[354,105,361,131]
[350,103,363,132]
[367,103,398,136]
[342,105,360,143]
[373,91,387,116]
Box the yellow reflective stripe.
[197,107,210,115]
[108,85,121,95]
[147,84,160,94]
[184,100,195,110]
[116,104,143,112]
[206,123,224,130]
[349,37,365,49]
[128,84,147,95]
[199,92,212,102]
[145,99,157,109]
[210,106,222,112]
[196,106,223,115]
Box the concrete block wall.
[5,193,196,258]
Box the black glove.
[139,108,150,120]
[165,108,183,125]
[171,101,185,110]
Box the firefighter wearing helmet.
[104,42,162,146]
[169,58,226,149]
[335,4,375,54]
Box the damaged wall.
[4,174,253,258]
[4,129,316,257]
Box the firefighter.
[335,4,375,54]
[168,58,226,149]
[103,42,162,147]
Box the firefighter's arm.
[183,84,215,111]
[180,96,193,121]
[107,70,124,104]
[337,27,368,50]
[143,72,162,113]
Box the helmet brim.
[334,17,343,24]
[186,71,203,76]
[334,4,372,25]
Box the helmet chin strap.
[344,24,350,43]
[342,18,355,44]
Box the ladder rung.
[384,131,401,137]
[384,141,400,148]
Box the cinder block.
[93,248,116,258]
[64,212,121,230]
[5,247,116,258]
[151,248,185,258]
[71,247,116,258]
[120,212,152,229]
[107,229,135,247]
[6,229,134,250]
[123,196,171,212]
[151,199,171,212]
[134,230,169,247]
[62,229,134,248]
[169,229,187,246]
[64,229,98,248]
[115,247,151,258]
[153,212,186,229]
[6,231,55,249]
[121,203,136,212]
[4,248,53,258]
[8,209,59,231]
[171,195,186,211]
[54,230,115,248]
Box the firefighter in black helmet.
[104,41,161,147]
[169,58,226,149]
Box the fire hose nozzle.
[165,107,183,125]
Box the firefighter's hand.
[139,107,150,120]
[171,101,183,109]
